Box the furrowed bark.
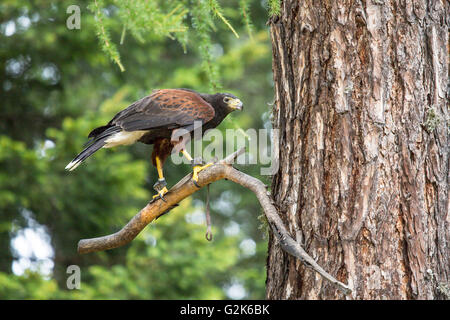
[267,0,448,300]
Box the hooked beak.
[229,98,243,111]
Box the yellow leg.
[156,156,164,180]
[152,156,168,200]
[180,149,212,187]
[181,149,193,162]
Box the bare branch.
[77,147,352,294]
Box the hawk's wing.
[104,89,215,133]
[68,89,215,171]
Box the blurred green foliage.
[0,0,273,299]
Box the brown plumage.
[65,88,243,197]
[101,89,215,135]
[151,138,172,168]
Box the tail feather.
[83,126,121,147]
[66,125,123,171]
[88,124,111,138]
[65,138,107,171]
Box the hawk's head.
[212,93,243,113]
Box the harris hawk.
[65,88,243,200]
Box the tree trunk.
[266,0,448,300]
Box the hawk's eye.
[223,97,230,103]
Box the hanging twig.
[205,184,213,241]
[77,147,352,294]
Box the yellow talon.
[179,149,213,187]
[152,187,169,201]
[192,163,213,186]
